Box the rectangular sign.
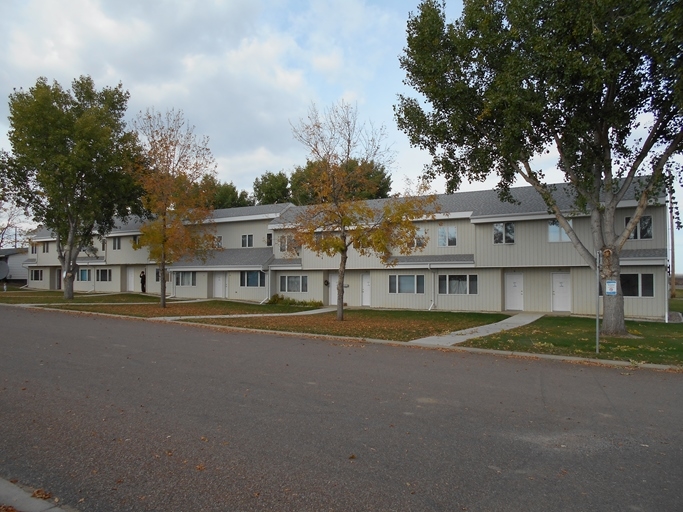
[605,280,617,296]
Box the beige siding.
[105,235,149,265]
[226,271,270,302]
[173,271,209,299]
[215,220,274,249]
[274,271,326,303]
[432,268,502,312]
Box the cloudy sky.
[1,0,681,269]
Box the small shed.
[0,248,29,283]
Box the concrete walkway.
[409,313,545,347]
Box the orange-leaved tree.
[290,101,438,321]
[133,108,217,307]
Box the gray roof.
[171,247,274,270]
[391,254,476,266]
[621,249,667,260]
[0,248,28,257]
[213,203,291,220]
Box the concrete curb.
[0,479,69,512]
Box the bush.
[267,294,323,308]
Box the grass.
[42,299,320,318]
[460,315,683,366]
[190,309,510,342]
[0,289,165,304]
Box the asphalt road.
[1,305,682,511]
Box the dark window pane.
[438,275,447,294]
[639,216,652,239]
[641,274,654,297]
[621,274,639,296]
[505,222,515,244]
[416,275,425,294]
[469,275,478,294]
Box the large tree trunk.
[336,249,348,321]
[600,249,628,336]
[62,269,74,299]
[160,260,167,308]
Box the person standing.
[140,270,146,293]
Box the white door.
[328,273,338,306]
[127,267,135,292]
[505,273,524,311]
[361,273,371,306]
[213,272,225,298]
[552,273,571,312]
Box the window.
[112,237,121,250]
[438,226,457,247]
[621,273,654,297]
[413,228,426,248]
[132,235,139,245]
[279,235,300,255]
[493,222,515,244]
[240,270,266,287]
[42,241,49,253]
[77,268,91,282]
[280,275,308,293]
[626,216,652,240]
[31,244,37,254]
[389,274,425,294]
[155,268,171,282]
[96,269,112,282]
[266,233,273,247]
[241,234,254,248]
[175,271,197,286]
[548,219,572,242]
[214,235,223,249]
[438,274,478,294]
[101,239,107,251]
[30,269,43,281]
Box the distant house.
[23,181,671,320]
[0,247,29,284]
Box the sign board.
[605,280,617,296]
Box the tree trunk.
[160,260,167,308]
[600,249,628,336]
[336,249,348,321]
[63,269,74,299]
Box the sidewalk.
[409,313,545,347]
[0,479,68,512]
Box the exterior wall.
[432,268,503,312]
[27,267,51,290]
[215,220,274,249]
[172,271,210,299]
[272,270,326,303]
[225,271,270,302]
[618,205,667,251]
[6,252,29,281]
[104,235,149,265]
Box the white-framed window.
[101,239,107,251]
[112,237,121,250]
[214,235,223,248]
[155,268,171,282]
[621,273,654,297]
[42,241,49,253]
[413,228,427,248]
[279,235,300,255]
[493,222,515,244]
[279,275,308,293]
[31,244,37,254]
[175,271,197,286]
[132,235,139,245]
[240,270,266,287]
[77,268,91,282]
[438,274,478,294]
[30,269,43,281]
[389,274,425,294]
[626,216,653,240]
[548,219,572,242]
[438,226,457,247]
[266,233,273,247]
[241,234,254,248]
[96,269,112,282]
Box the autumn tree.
[291,101,437,321]
[290,158,392,206]
[253,171,290,205]
[395,0,683,335]
[133,108,217,307]
[2,76,142,298]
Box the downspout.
[428,263,436,311]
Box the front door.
[328,273,339,306]
[552,273,571,312]
[213,272,225,298]
[361,273,371,306]
[505,273,524,311]
[127,267,135,292]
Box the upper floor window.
[389,274,425,294]
[241,234,254,247]
[31,244,37,254]
[112,237,121,250]
[266,233,273,247]
[413,228,427,248]
[132,235,139,245]
[438,226,457,247]
[101,239,107,251]
[493,222,515,244]
[42,241,49,253]
[548,219,572,242]
[626,216,652,240]
[214,235,223,248]
[279,235,300,255]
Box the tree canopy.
[395,0,682,335]
[253,170,290,205]
[291,100,437,320]
[2,76,142,298]
[133,108,217,307]
[201,175,254,209]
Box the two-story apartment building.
[25,182,670,320]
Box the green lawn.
[0,290,165,304]
[461,315,683,366]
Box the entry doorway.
[505,273,524,311]
[127,267,135,292]
[328,273,339,306]
[361,273,371,306]
[552,273,571,312]
[213,272,226,298]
